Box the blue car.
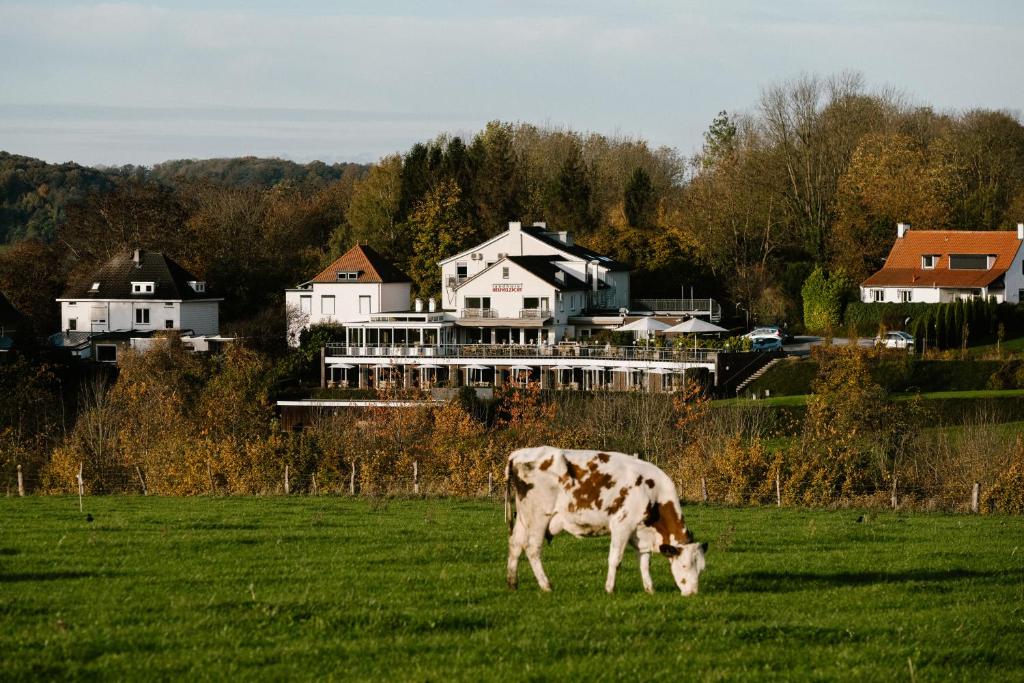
[751,336,783,352]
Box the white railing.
[460,308,497,319]
[632,298,723,321]
[325,342,717,364]
[518,309,551,319]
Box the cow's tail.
[504,457,515,535]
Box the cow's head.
[661,541,707,596]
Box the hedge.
[844,301,1023,346]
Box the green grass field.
[2,498,1022,681]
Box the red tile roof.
[311,245,410,284]
[861,230,1023,288]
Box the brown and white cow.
[505,446,707,595]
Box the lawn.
[2,498,1022,681]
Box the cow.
[505,446,707,596]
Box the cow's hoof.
[539,584,553,593]
[644,587,655,595]
[507,580,518,590]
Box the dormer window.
[335,271,359,281]
[90,282,100,292]
[132,281,155,294]
[948,254,990,270]
[921,255,936,270]
[188,281,206,293]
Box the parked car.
[744,326,782,340]
[750,336,783,352]
[874,330,915,350]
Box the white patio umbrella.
[617,317,671,333]
[665,317,728,352]
[664,318,728,334]
[328,363,354,369]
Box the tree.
[469,122,523,236]
[407,179,475,298]
[345,155,405,261]
[624,168,655,229]
[801,266,854,334]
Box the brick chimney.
[897,222,910,239]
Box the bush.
[801,267,855,334]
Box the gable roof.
[60,250,217,300]
[311,244,411,284]
[862,230,1024,289]
[521,226,631,271]
[504,256,592,291]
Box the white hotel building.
[289,222,744,394]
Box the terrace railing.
[632,298,723,321]
[460,308,498,319]
[324,342,717,364]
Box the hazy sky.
[1,1,1022,167]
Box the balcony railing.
[324,342,716,364]
[518,308,551,319]
[632,298,723,321]
[460,308,497,319]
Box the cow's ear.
[659,544,680,557]
[699,542,709,554]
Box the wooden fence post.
[775,473,781,508]
[890,477,898,510]
[413,460,419,495]
[284,465,290,495]
[349,463,356,495]
[76,462,84,512]
[971,482,980,514]
[207,461,214,495]
[17,464,24,497]
[701,477,708,503]
[488,472,493,497]
[311,473,319,496]
[135,466,147,496]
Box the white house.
[440,221,630,314]
[285,244,413,346]
[861,222,1024,304]
[54,249,223,362]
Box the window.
[96,345,117,363]
[300,295,312,314]
[188,281,206,293]
[321,296,335,315]
[165,320,174,329]
[89,282,100,292]
[68,318,77,331]
[921,255,936,269]
[456,263,468,279]
[131,281,155,294]
[898,289,912,303]
[1019,289,1024,303]
[502,267,509,279]
[164,302,173,308]
[464,297,490,311]
[949,254,989,270]
[872,289,885,303]
[336,271,359,281]
[523,297,549,311]
[135,308,150,325]
[358,295,371,314]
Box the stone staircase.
[734,358,783,397]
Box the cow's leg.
[506,517,528,590]
[525,519,552,592]
[638,550,654,594]
[605,529,629,594]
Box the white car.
[743,326,783,340]
[874,331,915,350]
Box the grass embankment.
[2,498,1022,680]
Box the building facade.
[861,223,1024,305]
[53,249,223,361]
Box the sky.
[1,1,1022,167]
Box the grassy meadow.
[2,497,1022,681]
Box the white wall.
[455,261,562,319]
[1004,241,1024,303]
[284,281,412,346]
[60,298,220,335]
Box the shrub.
[801,267,854,334]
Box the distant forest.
[2,72,1024,341]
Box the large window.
[300,295,312,313]
[135,308,150,324]
[872,289,885,303]
[898,289,912,303]
[358,295,371,314]
[949,254,989,270]
[523,297,550,311]
[321,296,335,315]
[464,297,491,310]
[456,263,468,279]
